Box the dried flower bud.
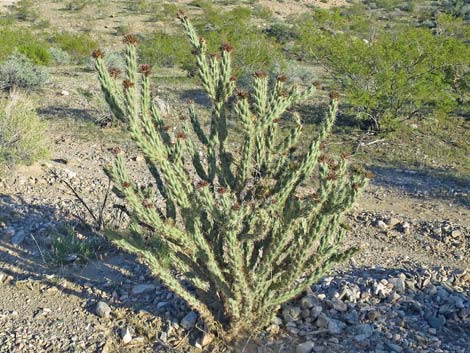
[277,74,287,82]
[122,181,131,188]
[279,90,289,98]
[217,186,227,194]
[220,43,233,52]
[111,146,123,156]
[318,155,328,163]
[139,64,152,77]
[176,9,186,19]
[197,180,209,188]
[237,90,249,100]
[288,147,297,153]
[176,132,187,139]
[231,202,240,210]
[272,118,281,123]
[163,125,171,132]
[329,91,340,100]
[92,49,104,59]
[326,172,338,181]
[142,199,154,209]
[123,34,139,45]
[230,75,237,82]
[108,67,121,78]
[123,79,135,89]
[252,70,267,79]
[352,183,360,191]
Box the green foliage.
[0,53,49,91]
[95,15,366,340]
[49,227,103,265]
[139,33,192,69]
[296,11,466,130]
[52,32,98,61]
[0,27,50,64]
[13,0,39,22]
[139,4,285,75]
[0,96,49,169]
[18,43,51,65]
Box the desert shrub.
[0,27,50,64]
[13,0,39,22]
[0,53,49,91]
[296,13,464,130]
[48,47,71,65]
[94,14,367,340]
[84,49,125,72]
[139,5,285,75]
[139,32,192,69]
[52,32,98,61]
[18,43,51,65]
[0,96,49,169]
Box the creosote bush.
[94,13,367,341]
[0,96,49,171]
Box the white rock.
[95,301,112,318]
[376,220,388,231]
[61,90,70,96]
[121,327,132,344]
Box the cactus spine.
[94,12,367,341]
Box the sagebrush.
[94,13,367,340]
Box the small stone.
[300,296,316,309]
[198,332,214,347]
[131,284,156,296]
[180,311,198,330]
[401,222,411,234]
[11,230,27,246]
[327,318,346,335]
[310,306,322,319]
[427,315,446,329]
[389,277,406,293]
[121,327,132,344]
[159,332,167,343]
[95,301,112,318]
[283,305,302,322]
[61,90,69,96]
[367,310,381,321]
[376,220,388,231]
[331,300,347,312]
[296,341,315,353]
[386,218,401,227]
[385,342,403,353]
[451,230,462,238]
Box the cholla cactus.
[94,12,367,341]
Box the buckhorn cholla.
[93,11,367,342]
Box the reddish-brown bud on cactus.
[329,91,340,100]
[108,67,121,79]
[279,90,289,98]
[252,70,267,79]
[123,79,135,89]
[273,118,281,123]
[139,64,152,77]
[123,34,139,45]
[92,49,104,59]
[217,186,227,194]
[230,75,237,82]
[122,181,131,188]
[163,125,171,132]
[196,180,210,189]
[111,146,123,156]
[277,74,287,82]
[176,132,187,140]
[237,90,249,100]
[176,9,187,19]
[220,43,233,52]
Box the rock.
[121,327,132,344]
[451,230,462,238]
[11,230,27,246]
[385,342,403,352]
[95,301,112,318]
[296,341,315,353]
[180,311,198,330]
[376,220,388,231]
[400,222,411,234]
[389,277,406,293]
[351,324,374,341]
[159,331,167,343]
[131,284,156,296]
[387,217,401,227]
[327,318,346,335]
[331,300,347,312]
[198,332,214,347]
[154,97,171,117]
[427,315,446,329]
[310,306,322,319]
[60,90,69,96]
[300,296,316,309]
[283,305,302,322]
